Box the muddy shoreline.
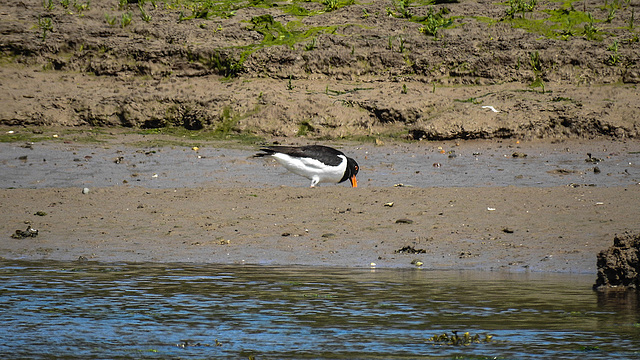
[2,137,639,273]
[2,184,638,273]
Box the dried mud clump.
[593,232,640,291]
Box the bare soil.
[2,180,639,273]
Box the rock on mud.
[593,232,640,291]
[11,226,39,239]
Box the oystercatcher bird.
[254,145,359,188]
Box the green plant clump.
[528,50,545,93]
[105,13,118,27]
[42,0,55,11]
[37,17,53,42]
[322,0,355,13]
[297,120,315,136]
[504,0,537,19]
[582,12,601,40]
[248,14,337,50]
[393,0,414,19]
[417,7,453,37]
[503,2,607,40]
[606,40,621,65]
[203,51,245,78]
[121,11,133,28]
[139,3,152,22]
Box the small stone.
[82,187,90,194]
[395,218,414,224]
[395,246,426,254]
[11,226,38,239]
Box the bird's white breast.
[271,153,347,184]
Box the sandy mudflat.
[1,137,639,273]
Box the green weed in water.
[426,331,494,346]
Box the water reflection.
[0,261,638,359]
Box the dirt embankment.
[1,0,639,140]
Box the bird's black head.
[340,157,359,187]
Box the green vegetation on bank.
[0,126,264,147]
[500,0,636,41]
[28,0,636,65]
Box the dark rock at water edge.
[593,232,640,291]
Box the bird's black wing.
[256,145,345,166]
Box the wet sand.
[1,137,639,273]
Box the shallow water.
[1,261,639,359]
[1,141,639,189]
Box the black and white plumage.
[254,145,359,188]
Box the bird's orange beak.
[350,175,358,188]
